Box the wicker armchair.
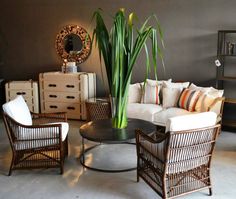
[2,96,69,175]
[136,112,221,199]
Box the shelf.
[217,76,236,81]
[218,54,236,57]
[225,98,236,104]
[222,119,236,128]
[218,30,236,33]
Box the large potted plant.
[92,8,164,129]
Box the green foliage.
[92,8,164,128]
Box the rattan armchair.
[2,96,69,175]
[136,112,221,199]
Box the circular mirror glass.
[64,33,83,54]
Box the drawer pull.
[48,84,57,87]
[49,95,57,98]
[67,106,75,110]
[66,85,75,88]
[49,105,58,109]
[66,96,75,99]
[16,92,26,95]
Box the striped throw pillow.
[141,83,160,104]
[178,89,201,112]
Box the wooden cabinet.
[216,30,236,127]
[39,72,96,120]
[5,80,39,113]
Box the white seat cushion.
[166,112,217,132]
[127,103,163,122]
[2,95,32,125]
[153,107,193,126]
[15,122,69,150]
[19,122,69,141]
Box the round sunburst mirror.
[55,25,91,64]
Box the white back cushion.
[128,83,142,103]
[146,78,172,86]
[166,112,217,132]
[2,95,32,125]
[163,81,190,89]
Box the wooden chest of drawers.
[39,72,96,120]
[5,80,39,113]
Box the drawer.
[40,72,81,82]
[43,91,80,103]
[7,90,33,100]
[43,102,81,119]
[42,80,79,92]
[5,81,38,90]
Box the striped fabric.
[178,89,201,112]
[141,83,160,105]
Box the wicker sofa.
[127,79,225,127]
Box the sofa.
[127,79,225,127]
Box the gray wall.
[1,0,236,97]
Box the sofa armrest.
[207,97,225,123]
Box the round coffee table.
[79,118,155,172]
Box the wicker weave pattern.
[86,100,111,121]
[136,124,220,199]
[3,112,68,175]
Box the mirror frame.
[55,25,91,64]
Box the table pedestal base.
[79,139,136,173]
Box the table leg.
[79,142,136,172]
[81,137,85,165]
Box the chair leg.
[137,174,140,182]
[8,154,15,176]
[209,188,212,196]
[137,169,140,182]
[65,136,68,156]
[60,163,64,175]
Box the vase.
[110,96,128,129]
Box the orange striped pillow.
[178,89,201,112]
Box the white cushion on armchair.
[15,122,69,150]
[166,112,217,132]
[18,122,69,141]
[2,95,32,125]
[2,95,69,150]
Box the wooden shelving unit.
[225,98,236,104]
[216,30,236,128]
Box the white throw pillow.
[128,83,142,103]
[188,83,211,92]
[162,81,190,89]
[189,83,224,97]
[141,79,172,104]
[162,87,182,108]
[2,95,32,125]
[146,78,172,86]
[141,82,160,104]
[188,83,224,112]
